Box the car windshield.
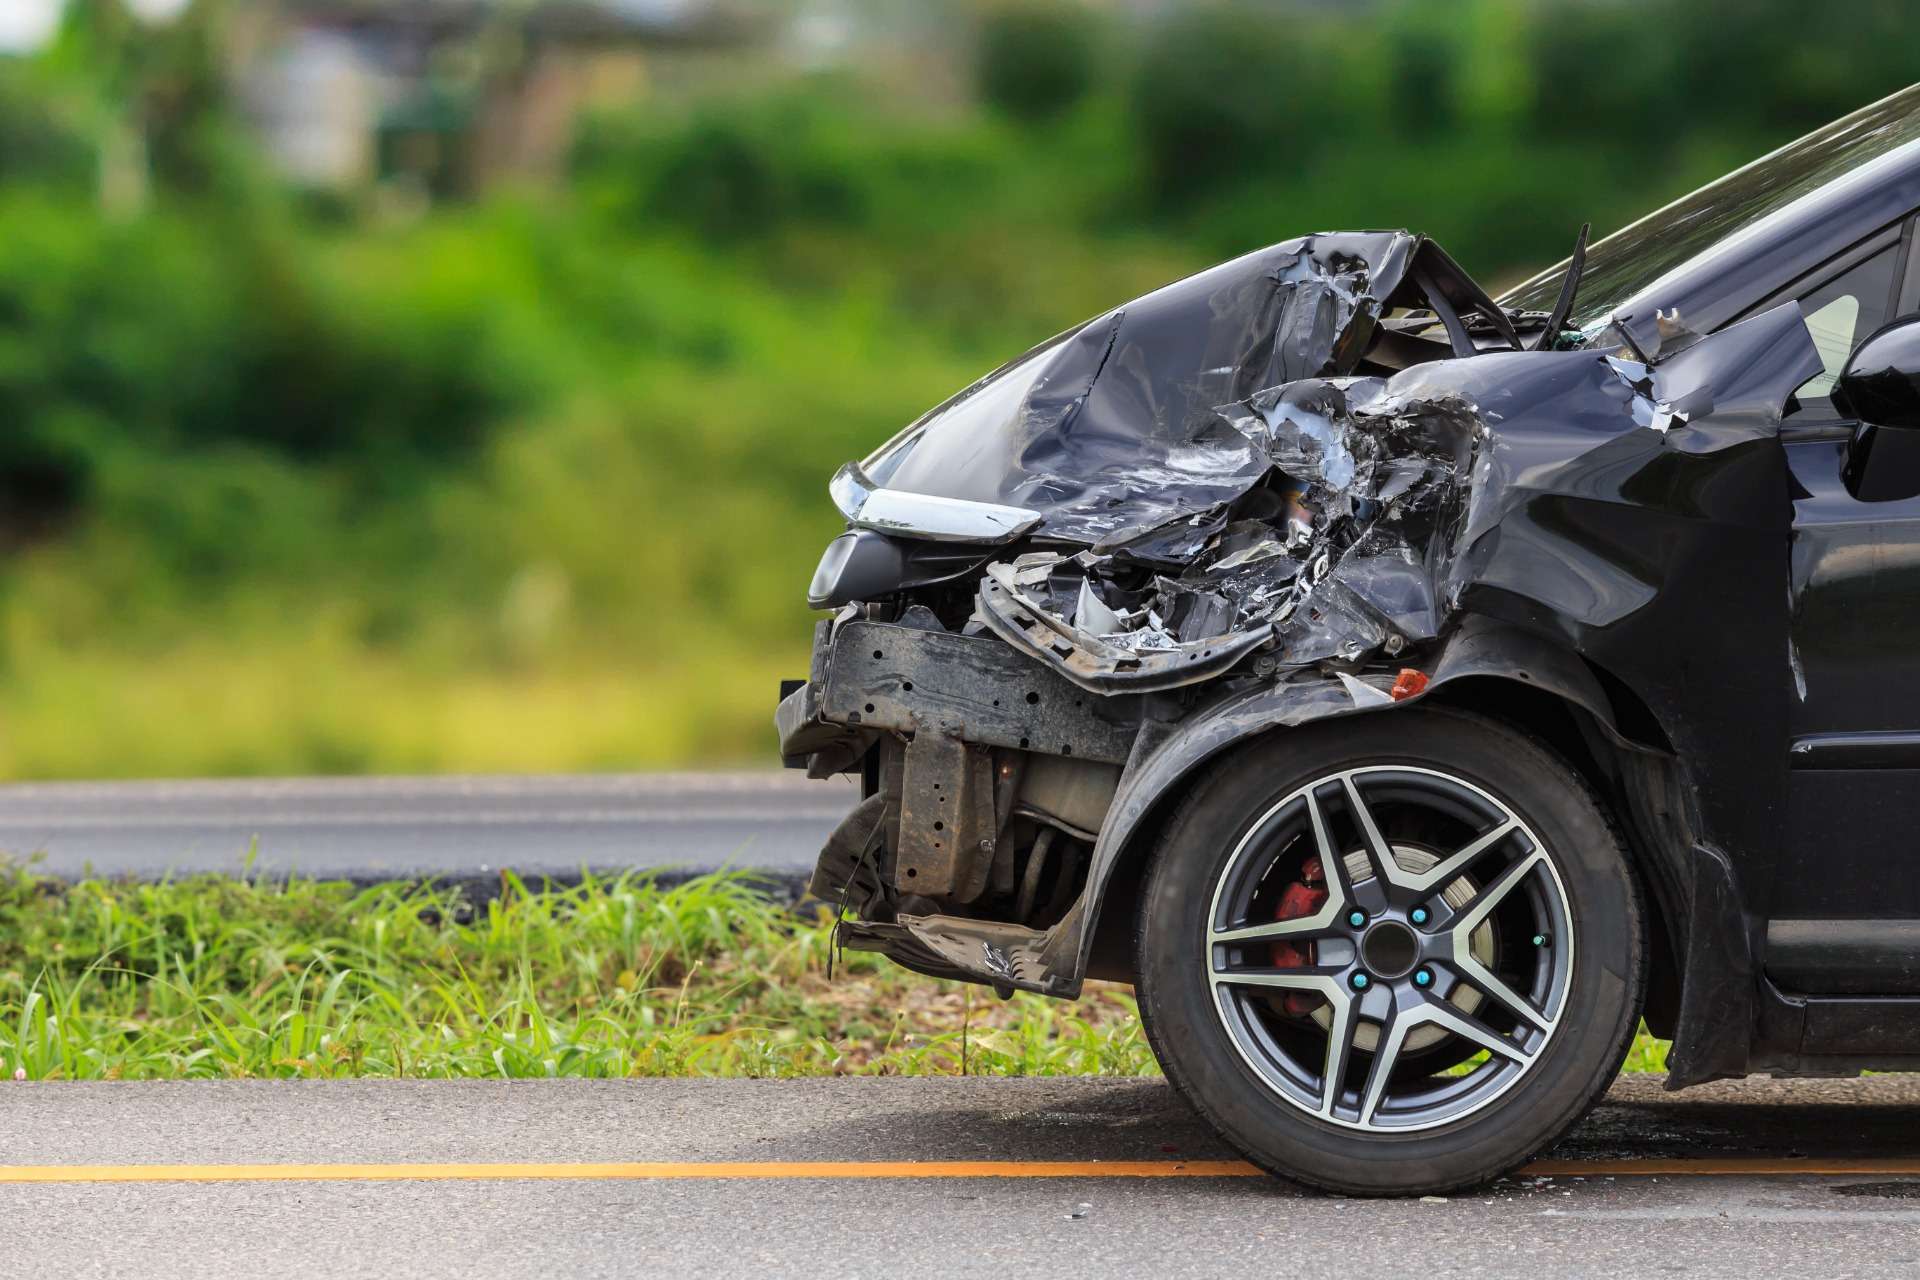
[1501,84,1920,329]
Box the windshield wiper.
[1528,223,1590,351]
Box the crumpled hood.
[863,232,1426,546]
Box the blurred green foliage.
[0,0,1910,777]
[974,0,1101,124]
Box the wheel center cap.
[1361,920,1420,979]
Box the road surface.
[4,1074,1920,1277]
[0,772,858,889]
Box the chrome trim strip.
[1789,731,1920,770]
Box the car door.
[1771,214,1920,992]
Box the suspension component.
[1015,827,1057,923]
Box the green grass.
[0,863,1667,1081]
[0,865,1153,1080]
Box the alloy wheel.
[1205,765,1574,1132]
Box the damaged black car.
[776,84,1920,1194]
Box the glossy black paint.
[1442,308,1819,1017]
[1836,318,1920,427]
[1780,413,1920,936]
[1073,307,1822,1086]
[1789,732,1920,769]
[1767,919,1920,994]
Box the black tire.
[1134,707,1645,1196]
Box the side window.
[1790,244,1901,414]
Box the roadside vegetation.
[0,2,1912,776]
[0,866,1665,1080]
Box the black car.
[776,84,1920,1195]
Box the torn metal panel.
[977,564,1273,695]
[1336,671,1394,708]
[857,232,1488,547]
[891,914,1055,991]
[818,616,1640,1000]
[1025,305,1818,1075]
[971,372,1480,691]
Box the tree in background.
[27,0,240,212]
[973,0,1099,125]
[0,0,1916,774]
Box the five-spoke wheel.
[1205,766,1572,1131]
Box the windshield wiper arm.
[1529,223,1590,351]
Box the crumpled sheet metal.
[1446,301,1823,629]
[868,232,1423,546]
[1040,296,1819,1076]
[975,373,1482,691]
[845,262,1830,1077]
[842,203,1832,1084]
[976,296,1824,697]
[978,559,1275,693]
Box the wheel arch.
[1079,624,1690,1051]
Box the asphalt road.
[0,772,858,889]
[4,1074,1920,1277]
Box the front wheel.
[1134,708,1644,1195]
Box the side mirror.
[1835,318,1920,428]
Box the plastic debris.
[1337,672,1394,708]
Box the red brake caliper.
[1269,854,1328,1016]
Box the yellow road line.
[0,1156,1917,1184]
